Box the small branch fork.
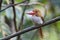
[0,0,27,12]
[0,0,45,12]
[1,16,60,40]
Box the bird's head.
[27,9,44,22]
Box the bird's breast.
[31,16,43,24]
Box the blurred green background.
[0,0,60,40]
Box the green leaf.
[15,0,23,3]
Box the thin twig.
[10,0,17,32]
[17,3,26,40]
[0,0,3,9]
[1,16,60,40]
[0,0,27,12]
[18,0,30,31]
[17,0,30,40]
[0,1,45,12]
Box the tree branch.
[0,0,27,12]
[1,16,60,40]
[17,1,30,40]
[0,1,45,12]
[0,0,3,10]
[10,0,17,32]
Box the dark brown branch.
[1,16,60,40]
[18,3,27,31]
[0,1,45,12]
[10,0,17,32]
[17,3,26,40]
[0,0,3,9]
[17,1,30,40]
[18,0,30,31]
[0,0,27,12]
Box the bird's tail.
[38,27,43,39]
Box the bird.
[27,9,44,39]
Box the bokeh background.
[0,0,60,40]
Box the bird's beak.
[27,11,35,15]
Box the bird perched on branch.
[27,9,44,39]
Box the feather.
[31,16,43,24]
